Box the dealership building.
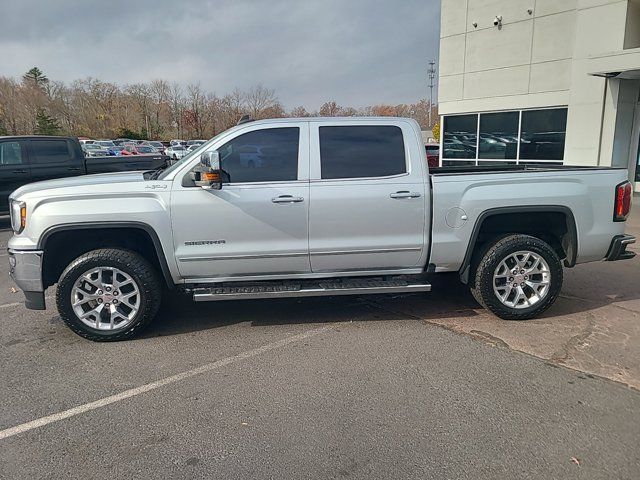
[438,0,640,189]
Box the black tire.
[470,234,563,320]
[56,249,161,341]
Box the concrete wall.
[439,0,640,170]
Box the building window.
[479,111,519,160]
[441,107,568,165]
[519,108,567,161]
[443,114,477,159]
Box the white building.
[438,0,640,190]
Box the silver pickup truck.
[7,118,636,341]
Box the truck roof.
[0,135,77,140]
[244,117,416,125]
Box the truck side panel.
[429,169,629,272]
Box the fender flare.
[458,205,578,284]
[38,221,175,288]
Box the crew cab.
[7,118,635,341]
[0,136,169,213]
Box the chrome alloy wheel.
[492,250,551,309]
[71,267,141,331]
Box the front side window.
[519,108,567,160]
[0,142,24,166]
[30,140,71,164]
[319,125,406,179]
[218,127,299,183]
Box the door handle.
[12,169,27,174]
[67,167,81,171]
[390,191,421,199]
[272,195,304,204]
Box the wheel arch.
[39,222,175,290]
[459,205,577,285]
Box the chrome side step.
[192,277,431,302]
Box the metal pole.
[427,60,436,129]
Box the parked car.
[187,140,206,147]
[425,143,439,168]
[0,136,170,213]
[165,145,188,159]
[107,145,126,156]
[170,139,185,146]
[6,118,635,341]
[95,140,116,149]
[143,141,165,151]
[122,145,159,156]
[82,143,110,157]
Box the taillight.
[613,181,632,222]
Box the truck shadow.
[142,260,640,338]
[143,274,481,338]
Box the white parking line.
[0,325,333,441]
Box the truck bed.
[85,155,169,174]
[430,164,625,176]
[428,164,630,273]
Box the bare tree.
[245,84,277,119]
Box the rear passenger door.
[27,138,83,183]
[0,140,30,212]
[309,122,427,272]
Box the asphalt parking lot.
[1,215,639,479]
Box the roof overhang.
[588,47,640,79]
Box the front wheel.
[56,249,162,341]
[471,234,563,320]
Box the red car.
[121,145,159,156]
[425,143,440,168]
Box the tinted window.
[443,115,477,159]
[218,127,299,183]
[0,142,24,165]
[478,111,518,159]
[519,108,567,160]
[30,140,71,164]
[319,126,406,179]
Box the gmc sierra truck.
[7,118,636,341]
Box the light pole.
[427,60,436,129]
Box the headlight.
[10,200,26,234]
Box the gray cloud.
[0,0,440,109]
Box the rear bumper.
[8,249,46,310]
[604,235,636,261]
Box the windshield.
[138,146,154,153]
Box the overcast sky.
[0,0,440,110]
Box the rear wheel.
[56,249,161,341]
[471,235,563,320]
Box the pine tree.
[35,108,61,135]
[23,67,49,88]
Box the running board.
[192,277,431,302]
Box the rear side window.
[0,142,24,165]
[319,126,406,179]
[218,127,299,183]
[30,140,72,164]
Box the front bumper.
[604,235,636,261]
[8,249,46,310]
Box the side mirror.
[193,151,222,190]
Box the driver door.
[171,122,310,281]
